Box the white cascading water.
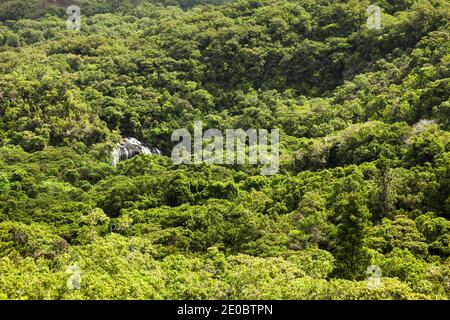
[112,137,162,166]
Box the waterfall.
[112,137,162,166]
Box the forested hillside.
[0,0,449,299]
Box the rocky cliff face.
[112,137,162,166]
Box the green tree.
[333,192,371,280]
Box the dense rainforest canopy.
[0,0,449,299]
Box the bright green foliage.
[0,0,449,300]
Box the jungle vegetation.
[0,0,449,299]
